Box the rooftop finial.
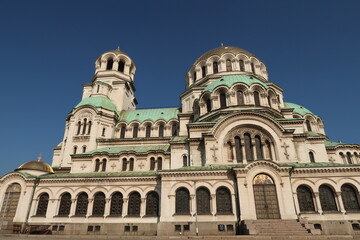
[221,43,224,47]
[117,46,120,51]
[37,153,42,162]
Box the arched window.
[36,193,49,216]
[133,125,138,138]
[341,184,360,211]
[183,155,188,167]
[267,96,271,107]
[146,192,159,216]
[193,71,197,81]
[129,158,134,171]
[297,185,315,212]
[251,62,255,73]
[145,125,151,138]
[255,135,263,159]
[319,185,338,212]
[158,124,164,137]
[102,128,106,137]
[254,91,260,107]
[226,59,232,71]
[95,159,100,172]
[216,187,232,214]
[106,58,113,70]
[346,152,353,164]
[82,118,87,135]
[110,192,123,216]
[172,123,178,137]
[77,121,81,135]
[120,126,126,139]
[87,121,92,135]
[58,193,72,216]
[97,85,100,93]
[175,188,190,215]
[201,66,206,78]
[82,146,86,153]
[118,60,125,72]
[128,192,141,216]
[193,100,200,120]
[237,90,244,105]
[309,152,315,163]
[206,98,212,113]
[73,146,77,154]
[101,159,107,172]
[157,157,162,170]
[150,157,155,170]
[235,136,243,163]
[265,140,272,159]
[244,133,254,161]
[213,61,218,73]
[239,60,245,71]
[306,120,312,132]
[122,158,127,171]
[196,187,211,214]
[219,92,227,108]
[92,192,106,216]
[75,192,88,216]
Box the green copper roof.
[75,96,118,112]
[283,102,315,116]
[203,75,268,93]
[39,171,157,179]
[79,145,170,155]
[119,108,179,123]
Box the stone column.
[140,198,146,217]
[314,192,323,214]
[87,198,94,217]
[123,198,128,216]
[104,198,111,216]
[336,192,346,214]
[211,194,216,216]
[70,199,77,216]
[241,143,247,164]
[190,194,196,216]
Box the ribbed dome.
[193,46,256,66]
[17,160,54,173]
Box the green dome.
[75,97,117,112]
[284,102,315,116]
[203,75,268,93]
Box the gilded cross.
[210,145,218,162]
[138,161,144,169]
[37,153,42,162]
[281,143,289,159]
[80,164,86,170]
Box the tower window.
[309,152,315,163]
[237,90,244,105]
[306,120,312,132]
[145,125,151,138]
[150,157,155,170]
[101,159,107,171]
[183,155,188,167]
[206,98,212,113]
[73,146,77,154]
[82,146,86,153]
[158,124,164,137]
[157,157,162,170]
[118,60,125,72]
[122,158,127,171]
[129,158,134,171]
[220,92,227,108]
[95,159,100,172]
[255,135,263,159]
[239,60,245,71]
[254,91,260,107]
[226,59,232,71]
[102,128,106,137]
[213,61,218,73]
[172,123,178,137]
[251,63,255,73]
[82,119,87,135]
[133,125,138,138]
[202,66,206,78]
[106,58,113,70]
[235,136,242,163]
[193,71,197,81]
[87,121,92,135]
[120,126,126,139]
[346,152,353,164]
[244,133,254,161]
[77,121,81,135]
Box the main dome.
[193,46,256,66]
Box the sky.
[0,0,359,176]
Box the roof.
[193,46,256,66]
[283,102,316,117]
[203,75,268,93]
[75,96,118,112]
[79,145,170,155]
[16,160,54,173]
[119,107,179,123]
[39,171,157,179]
[280,162,360,168]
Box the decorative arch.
[109,192,123,216]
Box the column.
[104,198,111,216]
[70,199,77,216]
[87,198,94,217]
[140,198,146,217]
[211,194,216,216]
[336,192,346,214]
[241,143,247,164]
[252,141,257,161]
[314,192,323,214]
[231,193,237,216]
[123,198,128,216]
[190,194,196,216]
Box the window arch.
[255,135,263,159]
[239,60,245,71]
[133,125,138,138]
[128,192,141,216]
[145,125,151,138]
[150,157,155,170]
[146,191,159,216]
[36,193,49,216]
[309,152,315,163]
[157,157,162,170]
[183,155,188,167]
[118,60,125,72]
[87,121,92,135]
[193,71,197,81]
[216,187,232,214]
[75,192,88,216]
[254,91,260,107]
[341,184,360,211]
[73,146,78,154]
[129,158,134,171]
[95,159,100,172]
[201,66,206,78]
[226,59,232,71]
[234,136,243,163]
[196,187,211,214]
[102,127,106,137]
[346,152,353,164]
[172,122,178,137]
[236,90,244,105]
[213,61,218,73]
[122,158,127,171]
[110,192,123,216]
[205,98,212,113]
[82,118,87,135]
[251,62,255,73]
[319,185,338,212]
[106,58,113,70]
[77,121,81,135]
[244,133,254,161]
[297,185,315,212]
[175,188,190,215]
[158,124,164,137]
[101,159,107,172]
[92,192,106,216]
[82,146,86,153]
[120,126,126,139]
[306,119,312,132]
[219,92,227,108]
[58,193,72,216]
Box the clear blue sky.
[0,0,359,176]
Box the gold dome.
[17,160,54,174]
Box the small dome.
[193,46,256,66]
[75,96,118,112]
[17,160,54,173]
[284,102,316,117]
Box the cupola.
[16,154,54,176]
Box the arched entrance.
[253,174,280,219]
[0,183,21,233]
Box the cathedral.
[1,46,360,236]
